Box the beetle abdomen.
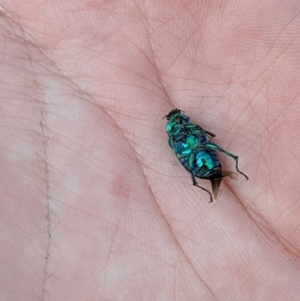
[192,150,220,178]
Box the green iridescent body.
[164,108,248,203]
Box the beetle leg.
[191,173,213,203]
[196,125,215,138]
[186,124,216,138]
[204,143,249,180]
[203,129,215,138]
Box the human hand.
[1,1,300,300]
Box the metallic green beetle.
[164,108,248,202]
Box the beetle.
[164,108,248,202]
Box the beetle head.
[164,108,190,124]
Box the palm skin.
[1,1,300,300]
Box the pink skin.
[1,1,300,300]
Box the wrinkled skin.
[1,1,300,300]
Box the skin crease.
[0,0,300,300]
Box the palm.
[1,1,300,300]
